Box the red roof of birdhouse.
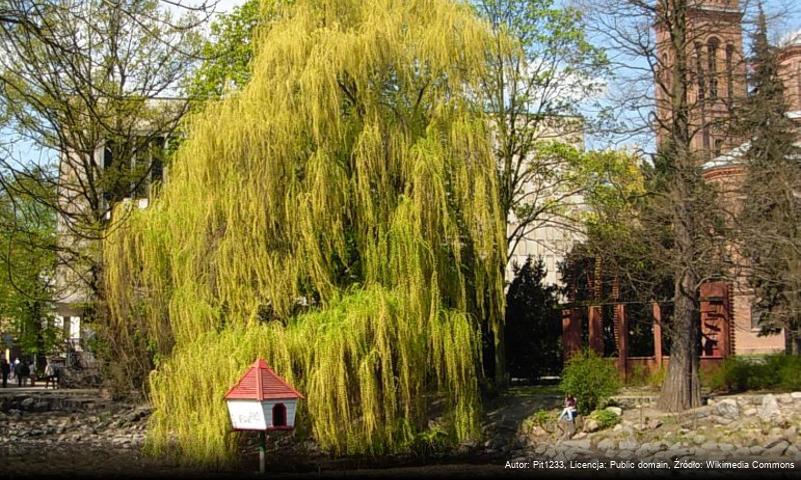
[224,359,304,401]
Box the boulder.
[619,436,638,450]
[758,394,780,421]
[605,407,623,417]
[647,418,663,430]
[562,438,591,450]
[597,438,616,451]
[765,440,789,457]
[716,399,739,419]
[636,443,660,457]
[583,419,601,433]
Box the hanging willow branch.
[104,0,507,467]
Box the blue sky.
[5,0,801,166]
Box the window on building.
[725,44,735,104]
[707,38,719,100]
[703,124,711,152]
[103,136,166,203]
[103,140,127,203]
[714,138,724,157]
[62,316,72,339]
[695,42,706,103]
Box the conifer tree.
[738,5,801,354]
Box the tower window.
[726,44,735,104]
[695,42,706,103]
[707,38,719,100]
[714,138,724,157]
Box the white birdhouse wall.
[226,399,298,430]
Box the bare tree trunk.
[656,0,701,412]
[659,269,702,410]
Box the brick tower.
[655,0,747,160]
[656,0,787,357]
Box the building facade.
[693,1,801,357]
[505,116,586,288]
[563,0,799,374]
[53,99,180,359]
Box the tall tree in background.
[737,6,801,354]
[0,169,59,357]
[184,0,262,101]
[505,256,561,381]
[0,0,206,371]
[581,0,735,411]
[473,0,608,387]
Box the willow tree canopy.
[105,0,506,466]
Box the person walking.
[10,357,19,381]
[1,358,9,388]
[44,360,57,389]
[28,359,36,386]
[16,360,29,387]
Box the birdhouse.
[224,359,304,431]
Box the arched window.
[707,38,719,100]
[725,44,735,104]
[272,403,287,427]
[695,42,706,103]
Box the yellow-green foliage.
[104,0,506,468]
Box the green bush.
[589,409,621,430]
[705,354,801,393]
[560,349,621,412]
[778,355,801,391]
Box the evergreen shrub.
[559,349,620,412]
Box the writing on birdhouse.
[224,359,304,431]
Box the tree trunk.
[658,270,701,411]
[656,0,701,413]
[494,324,508,388]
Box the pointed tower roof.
[224,359,304,401]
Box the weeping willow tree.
[104,0,507,467]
